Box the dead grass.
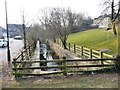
[2,72,118,88]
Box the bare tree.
[101,0,120,35]
[13,10,28,49]
[47,8,76,49]
[38,8,58,43]
[26,24,41,43]
[14,10,38,48]
[38,7,92,49]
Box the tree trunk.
[53,37,56,43]
[112,21,117,35]
[62,40,67,49]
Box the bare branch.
[100,6,111,16]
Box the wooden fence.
[56,40,114,59]
[12,57,117,77]
[12,41,118,78]
[13,43,36,61]
[12,43,36,76]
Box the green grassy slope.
[67,28,117,55]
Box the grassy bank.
[2,73,118,88]
[67,28,117,55]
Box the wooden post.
[81,46,83,56]
[100,51,104,65]
[29,46,31,57]
[68,43,70,51]
[13,58,17,78]
[100,51,103,59]
[74,44,76,53]
[25,48,27,55]
[21,52,24,61]
[89,49,92,59]
[115,55,120,74]
[63,57,67,76]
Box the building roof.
[8,24,22,29]
[0,26,6,32]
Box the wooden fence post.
[13,58,17,78]
[26,48,28,55]
[74,44,76,53]
[63,57,67,76]
[89,49,92,59]
[115,55,120,73]
[81,46,83,56]
[68,43,70,51]
[29,46,31,57]
[21,52,24,60]
[100,51,104,65]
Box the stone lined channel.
[32,41,60,74]
[40,43,60,71]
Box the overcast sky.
[0,0,102,28]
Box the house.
[0,26,7,38]
[93,15,111,29]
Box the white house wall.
[98,17,111,28]
[93,16,111,29]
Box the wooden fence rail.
[12,40,118,78]
[13,43,35,61]
[56,40,114,59]
[12,57,117,77]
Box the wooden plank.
[12,58,116,64]
[103,53,113,58]
[63,67,115,73]
[13,71,63,76]
[13,64,114,70]
[14,53,22,60]
[66,58,116,62]
[13,65,64,70]
[92,54,100,58]
[66,64,114,68]
[12,60,64,63]
[76,49,81,52]
[13,67,115,77]
[76,51,81,55]
[83,47,90,51]
[83,51,90,55]
[83,53,89,57]
[92,49,100,54]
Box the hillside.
[67,28,117,55]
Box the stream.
[32,42,60,74]
[40,43,60,71]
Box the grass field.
[67,28,117,55]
